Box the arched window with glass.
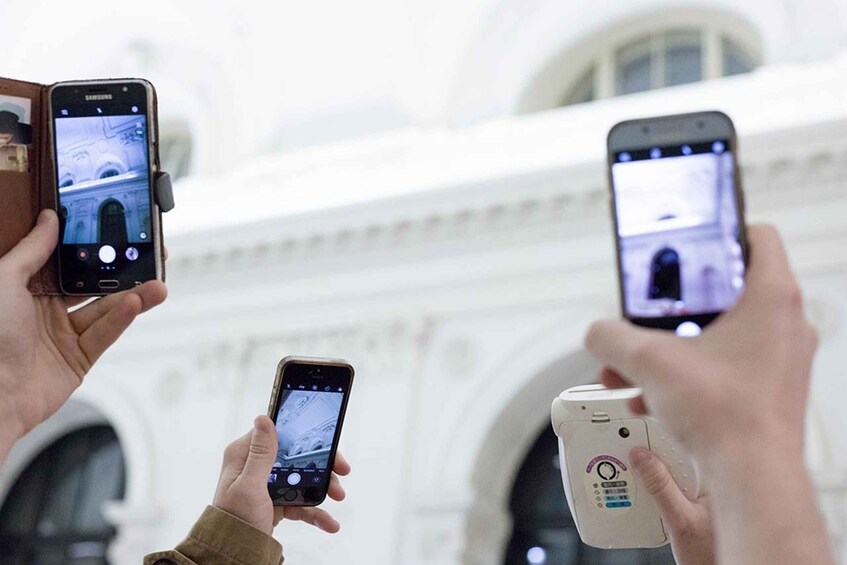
[0,426,126,565]
[559,27,759,107]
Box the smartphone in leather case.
[0,76,174,296]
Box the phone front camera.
[619,427,630,438]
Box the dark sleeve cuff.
[143,505,283,565]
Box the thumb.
[1,209,58,283]
[241,415,279,486]
[630,447,695,530]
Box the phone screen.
[610,139,746,330]
[268,362,352,505]
[51,82,157,293]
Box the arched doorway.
[461,346,598,564]
[648,248,681,301]
[503,427,675,564]
[98,199,128,245]
[59,205,69,244]
[0,425,126,564]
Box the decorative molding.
[441,338,478,377]
[167,128,847,278]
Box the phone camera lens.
[619,427,630,438]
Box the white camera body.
[551,384,700,549]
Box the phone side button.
[98,280,119,289]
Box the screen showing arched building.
[55,115,152,246]
[273,390,344,471]
[612,142,745,318]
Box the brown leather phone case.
[0,76,172,295]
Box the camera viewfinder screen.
[611,140,745,321]
[268,368,350,503]
[55,115,152,246]
[51,88,156,291]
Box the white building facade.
[1,1,846,564]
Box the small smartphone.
[266,356,354,506]
[49,79,162,294]
[607,111,748,333]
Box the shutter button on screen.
[287,473,302,486]
[99,245,116,264]
[676,321,702,337]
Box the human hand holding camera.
[586,225,833,564]
[0,209,167,462]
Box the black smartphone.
[49,80,162,294]
[607,111,748,333]
[266,356,354,506]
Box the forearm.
[144,506,283,565]
[704,441,833,565]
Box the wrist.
[701,443,834,565]
[693,417,804,477]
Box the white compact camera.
[551,384,700,549]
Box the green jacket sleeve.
[143,505,284,565]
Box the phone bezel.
[266,356,354,507]
[606,111,749,330]
[48,79,162,295]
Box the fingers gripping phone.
[607,111,748,333]
[49,80,163,294]
[266,356,354,506]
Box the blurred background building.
[1,1,846,563]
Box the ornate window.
[0,426,125,565]
[503,428,675,564]
[558,27,759,107]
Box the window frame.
[560,26,759,107]
[0,426,126,565]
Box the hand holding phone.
[266,357,354,506]
[213,415,351,535]
[49,80,164,294]
[0,210,167,463]
[585,225,830,565]
[607,111,747,333]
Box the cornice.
[168,123,847,276]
